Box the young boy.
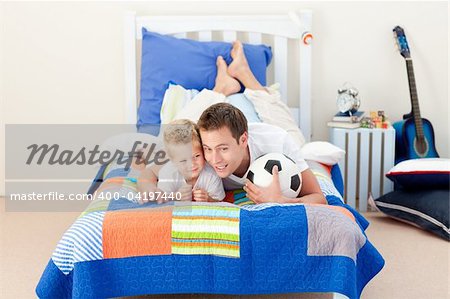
[143,119,225,203]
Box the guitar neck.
[405,59,424,139]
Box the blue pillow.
[139,28,272,126]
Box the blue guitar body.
[393,118,439,164]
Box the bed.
[36,11,384,299]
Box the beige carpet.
[0,197,448,299]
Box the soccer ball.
[246,153,302,198]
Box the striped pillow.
[386,158,450,190]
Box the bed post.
[124,11,138,125]
[291,10,312,142]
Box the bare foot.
[228,41,265,91]
[213,56,241,96]
[228,41,251,79]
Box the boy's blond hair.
[163,119,202,146]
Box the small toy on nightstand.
[360,111,391,129]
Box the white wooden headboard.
[123,11,313,141]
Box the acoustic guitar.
[392,26,439,164]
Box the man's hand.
[193,188,213,202]
[244,165,287,204]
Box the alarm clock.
[336,85,360,114]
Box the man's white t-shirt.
[223,123,309,191]
[157,162,225,201]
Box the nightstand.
[329,127,395,211]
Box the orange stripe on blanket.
[306,204,355,222]
[103,207,172,258]
[104,177,126,184]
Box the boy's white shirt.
[223,123,309,191]
[157,162,225,201]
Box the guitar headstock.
[393,26,411,59]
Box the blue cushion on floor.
[375,189,449,241]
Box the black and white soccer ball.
[246,153,302,198]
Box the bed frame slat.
[298,10,312,141]
[273,36,288,102]
[248,32,262,44]
[222,30,237,42]
[198,31,212,41]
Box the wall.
[1,3,4,197]
[1,1,448,195]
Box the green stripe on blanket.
[171,204,240,258]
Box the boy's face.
[199,126,248,178]
[167,141,205,180]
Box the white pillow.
[388,158,450,173]
[300,141,345,165]
[174,89,226,122]
[160,83,199,124]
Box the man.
[197,40,325,204]
[197,103,325,204]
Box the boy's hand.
[193,188,210,202]
[137,185,158,205]
[244,165,286,204]
[177,184,193,201]
[136,166,159,204]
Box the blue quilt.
[36,172,384,299]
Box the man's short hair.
[163,119,201,146]
[198,103,248,143]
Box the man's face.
[200,126,248,178]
